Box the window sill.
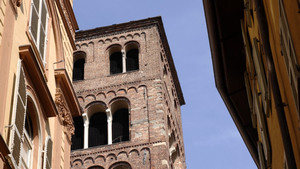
[108,69,139,77]
[71,140,131,152]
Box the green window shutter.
[240,19,255,78]
[30,0,39,43]
[39,0,48,60]
[253,87,271,167]
[257,141,266,169]
[252,38,270,116]
[8,59,27,167]
[279,0,300,121]
[43,136,53,169]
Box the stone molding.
[55,88,75,140]
[71,141,161,158]
[75,78,156,95]
[76,25,155,42]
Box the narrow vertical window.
[125,42,139,72]
[126,49,139,71]
[73,59,85,81]
[89,112,108,147]
[29,0,48,62]
[71,116,84,150]
[112,108,129,143]
[110,51,123,74]
[73,51,86,81]
[21,114,33,169]
[110,99,130,144]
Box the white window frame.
[21,129,33,169]
[29,0,49,65]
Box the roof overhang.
[203,0,259,166]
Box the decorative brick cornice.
[70,141,163,158]
[75,78,156,95]
[76,25,155,42]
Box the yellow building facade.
[0,0,80,168]
[204,0,299,169]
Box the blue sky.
[73,0,257,168]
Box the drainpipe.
[253,0,297,168]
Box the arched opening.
[71,116,84,150]
[109,45,123,74]
[125,42,139,71]
[89,112,107,147]
[109,162,132,169]
[111,99,130,143]
[126,49,139,71]
[110,52,123,74]
[73,51,86,81]
[21,97,41,169]
[88,166,104,169]
[112,109,129,143]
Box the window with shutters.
[29,0,49,64]
[7,59,27,168]
[279,0,300,121]
[240,20,271,167]
[253,86,271,167]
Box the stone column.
[106,109,113,145]
[82,113,89,149]
[122,49,126,73]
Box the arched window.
[73,51,86,81]
[109,45,123,74]
[109,162,132,169]
[110,52,123,74]
[112,108,129,143]
[111,99,130,143]
[126,49,139,71]
[88,166,104,169]
[109,42,139,75]
[20,97,42,169]
[89,112,108,147]
[125,42,139,71]
[71,116,84,150]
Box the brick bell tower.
[70,17,186,169]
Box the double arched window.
[109,42,139,75]
[71,98,130,150]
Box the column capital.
[82,113,89,125]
